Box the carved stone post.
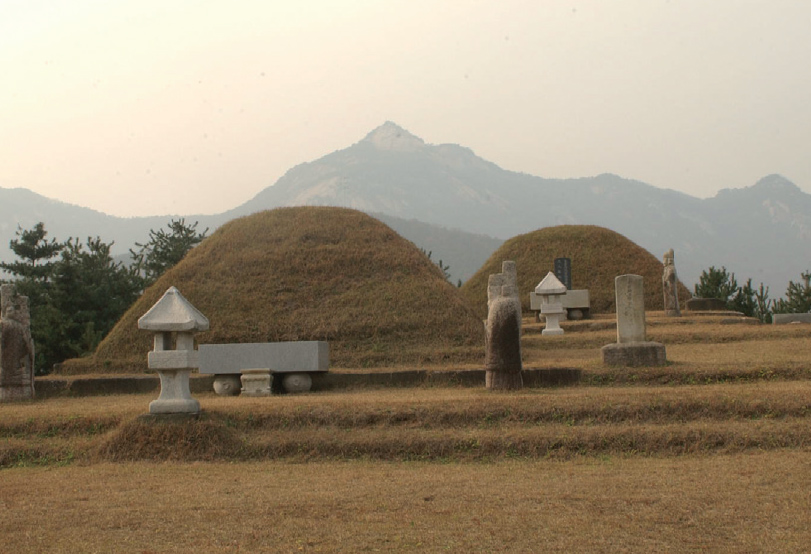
[662,249,681,317]
[485,261,523,390]
[0,284,35,402]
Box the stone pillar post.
[616,274,647,343]
[0,284,35,402]
[485,261,523,390]
[601,275,667,367]
[662,249,681,317]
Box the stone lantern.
[535,272,566,336]
[138,287,209,415]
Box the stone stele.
[601,275,666,367]
[615,274,647,344]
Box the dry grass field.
[3,453,810,553]
[2,312,811,552]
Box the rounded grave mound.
[460,224,691,318]
[63,207,484,374]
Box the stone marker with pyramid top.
[535,272,567,336]
[138,286,209,415]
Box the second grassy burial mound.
[77,207,484,372]
[461,225,691,318]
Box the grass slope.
[461,225,691,317]
[63,207,484,373]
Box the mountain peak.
[716,174,802,199]
[753,174,799,192]
[362,122,425,152]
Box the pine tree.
[773,272,811,314]
[694,266,738,302]
[130,219,208,286]
[2,224,141,373]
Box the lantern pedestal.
[149,368,200,414]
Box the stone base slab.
[35,369,583,398]
[530,290,590,311]
[199,341,329,375]
[137,412,200,423]
[149,397,201,414]
[772,313,811,325]
[601,341,667,367]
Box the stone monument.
[535,272,567,336]
[662,249,681,317]
[485,261,523,390]
[0,284,35,402]
[553,257,572,291]
[138,286,208,415]
[601,275,666,366]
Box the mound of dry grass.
[94,414,244,462]
[460,225,691,317]
[62,207,484,373]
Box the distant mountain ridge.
[2,121,809,294]
[221,122,810,292]
[0,187,170,259]
[0,185,499,283]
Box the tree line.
[0,220,206,374]
[693,266,811,323]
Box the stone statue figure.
[485,261,523,390]
[662,249,681,317]
[0,284,35,402]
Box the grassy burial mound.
[62,207,484,373]
[461,225,691,318]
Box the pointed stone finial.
[535,272,567,295]
[138,287,209,332]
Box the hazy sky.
[2,0,810,217]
